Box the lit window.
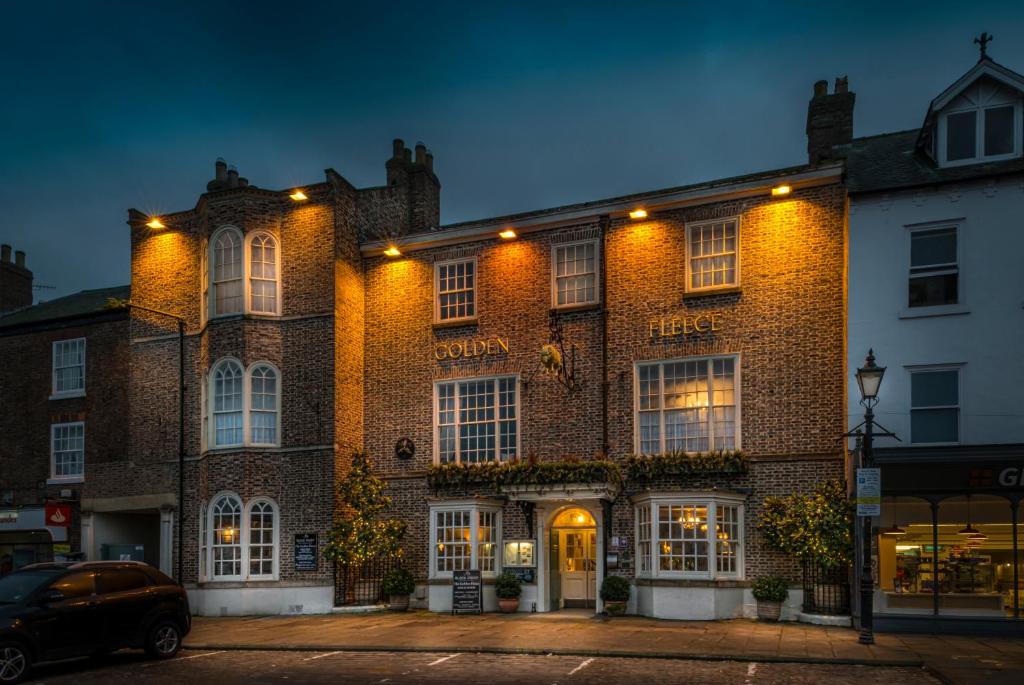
[207,359,281,450]
[248,232,280,314]
[212,228,244,315]
[636,356,738,454]
[635,497,744,579]
[909,226,958,308]
[552,242,599,308]
[212,359,244,447]
[249,365,279,445]
[430,504,502,577]
[247,500,277,579]
[202,495,279,582]
[50,422,84,481]
[686,219,738,291]
[210,494,242,580]
[939,80,1021,166]
[51,338,86,397]
[435,259,476,323]
[910,367,961,444]
[435,376,518,463]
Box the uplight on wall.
[145,217,166,229]
[289,190,308,201]
[499,229,517,240]
[771,184,792,197]
[629,208,648,220]
[383,245,402,257]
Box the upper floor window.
[207,358,280,449]
[686,219,738,292]
[51,421,85,482]
[910,366,961,444]
[636,356,738,454]
[938,80,1022,166]
[206,227,281,320]
[51,338,86,398]
[552,241,599,308]
[435,259,476,323]
[200,494,279,581]
[435,376,518,463]
[909,225,959,308]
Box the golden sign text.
[435,337,510,361]
[648,313,722,339]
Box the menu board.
[294,533,318,572]
[452,569,482,614]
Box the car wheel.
[0,641,30,684]
[145,620,182,660]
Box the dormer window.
[937,79,1022,166]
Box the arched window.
[248,232,280,314]
[212,359,244,447]
[247,499,278,579]
[212,227,243,315]
[210,494,243,580]
[249,364,279,445]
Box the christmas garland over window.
[427,458,622,494]
[624,450,748,481]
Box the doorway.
[550,507,597,609]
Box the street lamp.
[854,349,885,645]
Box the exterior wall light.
[383,246,402,257]
[628,209,648,220]
[289,190,308,201]
[499,229,517,239]
[771,184,792,197]
[145,217,166,229]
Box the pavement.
[182,610,1024,685]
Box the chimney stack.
[0,245,33,312]
[806,76,855,165]
[0,245,10,263]
[381,137,441,232]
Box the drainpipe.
[599,215,610,457]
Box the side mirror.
[37,589,65,605]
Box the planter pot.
[498,598,520,613]
[604,600,627,616]
[389,594,410,612]
[756,600,782,621]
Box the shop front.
[0,504,73,576]
[874,447,1023,633]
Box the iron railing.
[333,557,400,607]
[801,558,851,615]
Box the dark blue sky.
[2,1,1022,299]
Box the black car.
[0,560,191,683]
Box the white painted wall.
[188,584,333,616]
[848,177,1024,447]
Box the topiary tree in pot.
[495,572,522,613]
[600,575,631,616]
[751,575,789,621]
[382,568,416,611]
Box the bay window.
[429,502,502,578]
[206,359,281,449]
[201,493,279,582]
[634,495,744,579]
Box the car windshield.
[0,569,65,604]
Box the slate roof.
[843,129,1024,194]
[0,285,130,330]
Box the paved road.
[27,648,941,685]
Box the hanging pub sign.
[647,313,723,340]
[294,533,318,572]
[452,569,482,614]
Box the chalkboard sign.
[504,566,536,584]
[452,569,482,614]
[294,533,318,572]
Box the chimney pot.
[813,80,828,97]
[227,165,239,188]
[392,139,405,159]
[415,142,426,164]
[424,151,434,172]
[834,76,849,94]
[0,245,10,263]
[215,158,228,181]
[238,177,249,187]
[14,251,25,269]
[403,147,412,163]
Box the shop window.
[686,218,738,292]
[435,376,518,463]
[50,422,84,482]
[51,338,86,398]
[429,504,501,578]
[552,241,599,308]
[634,496,744,580]
[636,356,738,454]
[910,367,960,444]
[202,494,279,582]
[207,359,281,450]
[908,226,958,308]
[434,258,476,323]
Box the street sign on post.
[856,467,881,517]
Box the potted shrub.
[600,575,630,616]
[751,575,789,621]
[495,572,522,613]
[382,567,415,611]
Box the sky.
[2,1,1023,299]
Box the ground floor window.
[200,493,279,582]
[633,495,744,580]
[429,501,502,578]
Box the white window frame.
[907,222,962,310]
[209,226,244,318]
[434,257,478,324]
[633,355,741,455]
[937,98,1022,167]
[205,359,282,450]
[550,239,601,309]
[49,421,85,484]
[433,375,520,464]
[684,217,740,293]
[244,497,280,581]
[633,493,745,581]
[908,364,963,446]
[50,338,86,399]
[198,501,209,582]
[207,492,244,581]
[206,226,282,320]
[245,231,282,316]
[428,500,503,579]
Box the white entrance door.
[559,529,596,607]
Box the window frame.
[205,358,281,450]
[633,494,745,581]
[206,226,282,321]
[49,421,85,484]
[428,500,503,580]
[550,239,601,310]
[432,375,520,464]
[50,338,86,399]
[207,492,244,582]
[684,217,741,293]
[908,364,964,446]
[633,355,742,455]
[433,257,478,325]
[938,98,1023,167]
[245,231,282,316]
[209,226,245,318]
[247,362,281,447]
[907,222,962,310]
[244,497,280,581]
[209,358,245,449]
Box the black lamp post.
[854,349,885,645]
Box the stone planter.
[498,598,520,613]
[756,600,782,621]
[604,600,627,616]
[389,594,410,612]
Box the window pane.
[910,229,956,268]
[946,111,977,161]
[911,370,958,407]
[911,408,959,443]
[908,274,958,307]
[984,105,1014,156]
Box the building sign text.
[435,337,509,361]
[648,313,722,340]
